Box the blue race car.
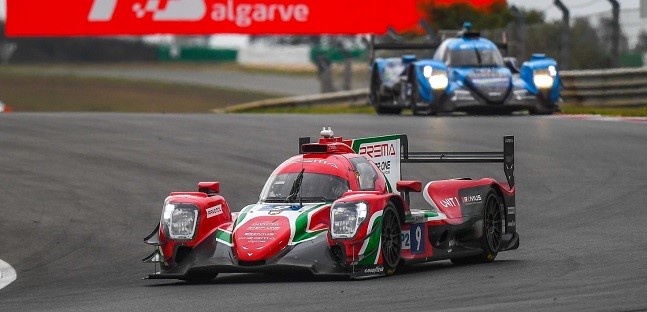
[368,23,561,115]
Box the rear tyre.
[451,189,503,265]
[369,71,382,109]
[381,204,402,276]
[370,71,402,115]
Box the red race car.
[143,128,518,281]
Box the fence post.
[510,5,526,61]
[554,0,570,70]
[609,0,620,67]
[315,53,335,93]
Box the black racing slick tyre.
[369,71,383,108]
[451,189,504,265]
[381,204,402,276]
[370,71,402,115]
[411,81,433,116]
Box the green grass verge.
[242,102,376,114]
[242,102,647,117]
[0,71,278,112]
[559,105,647,117]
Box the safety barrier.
[218,89,368,113]
[560,67,647,107]
[223,67,647,112]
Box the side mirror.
[503,57,520,74]
[396,180,422,193]
[397,180,422,206]
[198,182,220,195]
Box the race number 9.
[409,223,425,254]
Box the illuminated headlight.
[548,65,557,76]
[330,202,368,239]
[162,202,199,240]
[533,69,555,89]
[423,66,449,90]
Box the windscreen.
[260,172,349,203]
[446,48,504,67]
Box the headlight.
[162,202,199,240]
[423,66,449,90]
[533,68,556,89]
[330,202,368,239]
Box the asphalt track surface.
[0,113,645,311]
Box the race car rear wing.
[400,135,514,188]
[365,24,509,63]
[366,35,440,63]
[300,134,514,190]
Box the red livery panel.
[143,129,518,281]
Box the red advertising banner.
[5,0,421,36]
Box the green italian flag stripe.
[234,204,255,229]
[358,215,383,265]
[215,228,232,246]
[292,203,329,244]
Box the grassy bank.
[559,105,647,117]
[243,102,376,114]
[241,102,647,117]
[0,71,278,112]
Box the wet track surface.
[0,113,645,311]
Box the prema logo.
[88,0,308,27]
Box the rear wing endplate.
[400,135,514,188]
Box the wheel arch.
[387,195,408,225]
[489,183,506,209]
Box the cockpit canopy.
[434,37,504,68]
[260,172,350,203]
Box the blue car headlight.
[162,202,199,240]
[330,202,368,239]
[423,66,449,90]
[533,66,557,89]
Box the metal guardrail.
[222,67,647,112]
[218,89,368,113]
[560,67,647,107]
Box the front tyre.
[529,106,555,115]
[451,189,504,265]
[411,80,433,116]
[380,204,402,276]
